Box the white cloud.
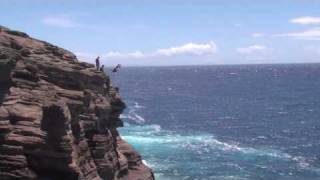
[76,41,218,66]
[251,33,265,38]
[42,16,81,28]
[100,41,217,59]
[273,28,320,40]
[290,16,320,25]
[235,45,275,63]
[155,42,217,56]
[272,17,320,40]
[236,45,267,54]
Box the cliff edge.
[0,26,154,180]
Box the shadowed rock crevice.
[0,26,154,180]
[0,58,15,104]
[24,102,78,180]
[0,83,10,104]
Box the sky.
[1,0,320,66]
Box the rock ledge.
[0,26,154,180]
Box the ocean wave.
[120,123,292,159]
[119,123,320,179]
[120,115,292,162]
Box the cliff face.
[0,26,154,180]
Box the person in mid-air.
[112,64,121,73]
[95,56,100,70]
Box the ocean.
[110,64,320,180]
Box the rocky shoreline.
[0,26,154,180]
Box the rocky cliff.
[0,26,154,180]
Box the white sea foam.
[132,113,145,123]
[142,159,152,167]
[119,101,318,177]
[120,123,293,160]
[119,114,127,119]
[119,123,320,179]
[134,102,146,109]
[121,110,145,124]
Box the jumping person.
[112,64,121,73]
[95,56,100,70]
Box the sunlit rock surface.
[0,26,154,180]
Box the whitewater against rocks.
[0,26,154,180]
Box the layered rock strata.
[0,26,154,180]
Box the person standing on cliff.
[95,56,100,70]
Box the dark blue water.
[110,64,320,180]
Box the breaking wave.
[118,101,320,180]
[118,100,320,180]
[119,121,320,180]
[120,123,292,159]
